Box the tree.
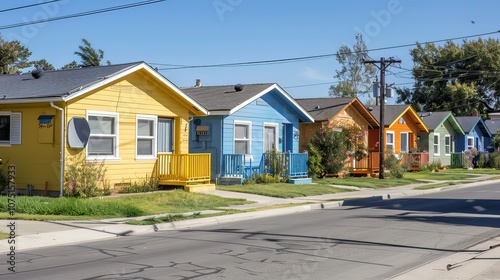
[396,38,500,117]
[32,59,55,71]
[61,61,80,70]
[329,34,376,98]
[74,38,110,67]
[0,35,31,74]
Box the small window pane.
[235,124,248,139]
[89,116,114,134]
[235,141,248,154]
[138,119,154,136]
[137,139,153,155]
[0,115,10,141]
[88,136,114,155]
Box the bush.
[64,155,110,198]
[489,152,500,169]
[0,159,9,193]
[118,175,158,193]
[385,150,409,178]
[478,153,488,168]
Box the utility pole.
[364,57,401,179]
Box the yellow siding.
[65,72,192,189]
[0,104,61,192]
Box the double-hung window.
[136,115,157,159]
[0,112,21,146]
[433,134,440,155]
[444,135,451,155]
[234,121,251,154]
[386,131,395,151]
[87,111,119,159]
[467,137,474,150]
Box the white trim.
[135,114,158,160]
[228,84,315,122]
[433,133,440,156]
[263,122,279,152]
[86,110,120,161]
[444,135,451,155]
[63,63,208,115]
[386,130,395,151]
[234,120,252,154]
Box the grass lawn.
[217,183,353,198]
[314,176,424,189]
[441,168,500,174]
[405,171,478,180]
[0,190,252,220]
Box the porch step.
[288,178,312,184]
[217,177,244,185]
[184,184,216,193]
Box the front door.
[158,118,174,153]
[264,124,277,152]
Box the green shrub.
[489,152,500,169]
[64,155,110,198]
[0,159,9,193]
[478,153,488,168]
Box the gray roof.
[295,97,379,128]
[418,111,464,134]
[370,105,408,126]
[183,83,314,122]
[485,119,500,135]
[455,116,492,136]
[0,62,142,100]
[183,84,274,111]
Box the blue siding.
[454,126,487,152]
[189,115,223,180]
[189,89,304,180]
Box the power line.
[0,0,166,30]
[0,0,60,13]
[152,30,500,70]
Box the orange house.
[369,105,429,167]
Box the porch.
[219,152,310,185]
[346,152,381,177]
[403,152,430,171]
[156,153,215,192]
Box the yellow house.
[0,62,214,196]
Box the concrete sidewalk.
[1,176,499,279]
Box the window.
[467,137,474,150]
[264,123,278,152]
[0,112,21,145]
[386,131,394,151]
[158,118,174,153]
[398,117,405,124]
[234,121,251,154]
[433,134,440,155]
[87,111,119,159]
[136,115,157,159]
[445,135,451,155]
[400,132,408,153]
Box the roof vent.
[195,79,202,87]
[234,84,244,92]
[31,68,43,79]
[315,105,321,109]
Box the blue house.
[485,118,500,152]
[183,83,315,185]
[454,116,492,152]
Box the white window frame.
[0,112,21,146]
[386,131,395,151]
[444,135,451,155]
[467,137,474,150]
[400,132,409,153]
[234,121,251,155]
[433,134,440,155]
[136,114,157,160]
[263,122,279,152]
[86,110,119,161]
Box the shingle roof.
[295,97,379,128]
[456,116,491,136]
[370,105,428,132]
[418,111,451,130]
[0,62,142,100]
[183,83,314,122]
[485,119,500,136]
[182,84,274,111]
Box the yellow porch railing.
[156,153,211,186]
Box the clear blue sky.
[1,0,499,101]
